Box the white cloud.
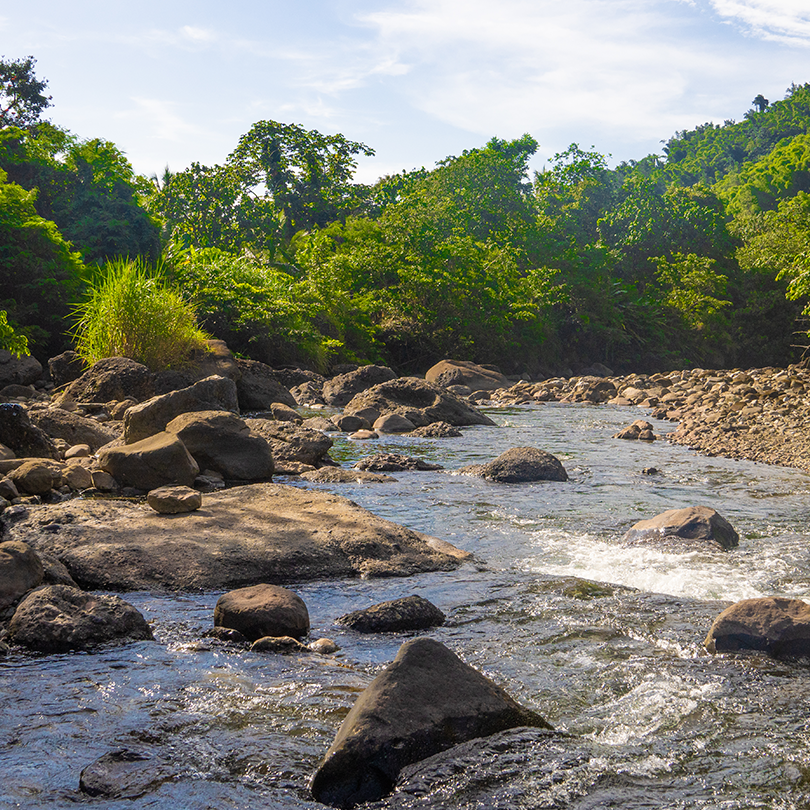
[708,1,810,45]
[116,97,206,144]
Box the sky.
[3,0,810,183]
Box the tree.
[0,56,51,129]
[752,94,770,113]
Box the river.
[2,403,810,809]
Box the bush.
[0,310,29,356]
[71,258,210,370]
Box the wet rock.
[54,357,155,405]
[123,375,239,444]
[204,626,248,644]
[300,468,396,484]
[613,419,657,440]
[245,419,334,467]
[705,596,810,656]
[251,635,308,653]
[30,408,118,452]
[164,410,274,481]
[7,459,63,495]
[354,453,442,472]
[344,378,496,428]
[460,447,568,483]
[323,365,397,407]
[79,749,174,799]
[337,595,446,633]
[373,414,416,434]
[0,350,42,387]
[48,350,86,387]
[425,360,508,392]
[147,485,202,514]
[97,431,200,490]
[0,540,43,610]
[235,358,298,410]
[0,403,59,459]
[349,429,378,440]
[309,637,339,654]
[332,414,371,433]
[408,421,463,438]
[215,583,310,641]
[623,506,739,551]
[310,637,552,808]
[7,585,154,652]
[562,377,617,404]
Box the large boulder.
[0,540,43,611]
[310,637,551,808]
[425,360,508,392]
[245,419,334,467]
[336,595,445,633]
[30,408,118,452]
[460,447,568,483]
[214,583,310,641]
[123,375,239,443]
[0,350,42,387]
[323,365,397,407]
[7,584,154,653]
[97,432,199,490]
[7,459,64,495]
[235,358,298,410]
[344,378,496,428]
[0,403,60,459]
[2,483,470,590]
[54,357,155,405]
[48,350,86,387]
[165,411,274,481]
[623,506,739,551]
[705,597,810,657]
[146,485,202,515]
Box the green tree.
[0,56,51,129]
[0,310,29,356]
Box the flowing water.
[3,403,810,809]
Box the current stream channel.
[3,402,810,809]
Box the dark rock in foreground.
[460,447,568,483]
[337,595,446,633]
[623,506,739,551]
[310,637,551,808]
[80,749,174,798]
[0,403,59,459]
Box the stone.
[623,506,739,551]
[0,403,60,459]
[613,419,656,440]
[310,638,552,808]
[300,468,396,484]
[0,476,19,500]
[48,350,86,387]
[123,375,239,443]
[0,442,15,460]
[349,430,378,440]
[344,377,496,428]
[205,626,248,644]
[408,422,463,438]
[373,414,416,434]
[253,402,302,424]
[79,749,174,799]
[460,447,568,483]
[290,380,326,406]
[354,454,442,472]
[55,357,155,405]
[303,416,339,432]
[425,360,509,392]
[97,432,200,491]
[245,419,335,467]
[251,635,308,654]
[214,583,310,640]
[91,470,118,491]
[564,377,617,404]
[0,350,42,387]
[705,597,810,657]
[7,459,63,495]
[164,410,274,481]
[0,540,43,610]
[337,595,446,633]
[147,485,202,514]
[323,365,397,407]
[39,552,78,587]
[7,585,154,653]
[235,358,298,410]
[332,414,371,433]
[3,483,470,591]
[30,408,118,452]
[64,444,91,459]
[309,637,340,654]
[0,383,42,401]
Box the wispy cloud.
[708,1,810,46]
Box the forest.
[3,56,810,377]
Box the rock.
[344,378,496,428]
[300,468,396,484]
[39,552,78,587]
[147,485,202,514]
[123,375,239,443]
[48,350,86,387]
[164,411,274,481]
[408,422,463,438]
[613,420,657,440]
[332,414,371,433]
[1,383,43,401]
[91,470,119,492]
[0,476,19,500]
[349,430,378,440]
[303,416,339,432]
[79,749,174,799]
[563,377,617,404]
[253,402,302,424]
[425,360,508,392]
[309,637,340,654]
[184,338,241,383]
[214,583,310,640]
[251,635,308,653]
[0,350,42,387]
[55,357,155,405]
[30,408,118,452]
[0,403,59,459]
[337,595,446,633]
[354,454,442,472]
[65,444,91,459]
[245,419,334,467]
[3,483,470,590]
[0,540,43,610]
[323,365,397,407]
[7,585,154,653]
[460,447,568,483]
[0,442,15,460]
[63,464,93,491]
[205,626,248,644]
[705,597,810,656]
[373,414,416,434]
[290,380,326,406]
[310,637,552,808]
[235,358,298,410]
[97,431,200,490]
[622,506,739,551]
[7,459,63,495]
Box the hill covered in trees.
[3,56,810,376]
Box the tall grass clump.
[72,257,210,370]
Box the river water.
[3,403,810,809]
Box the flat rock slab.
[2,483,470,591]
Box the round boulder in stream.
[214,583,310,641]
[460,446,568,483]
[310,637,552,808]
[337,595,446,633]
[623,506,739,551]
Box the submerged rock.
[336,595,446,633]
[623,506,739,551]
[300,468,396,484]
[80,749,174,799]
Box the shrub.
[71,257,210,370]
[0,310,29,356]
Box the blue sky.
[3,0,810,182]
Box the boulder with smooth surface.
[425,360,508,392]
[323,365,397,407]
[0,350,42,387]
[623,506,739,550]
[460,447,568,483]
[214,583,310,640]
[97,432,199,490]
[7,459,64,495]
[30,408,118,452]
[0,540,43,610]
[235,358,298,410]
[55,357,155,405]
[147,485,202,514]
